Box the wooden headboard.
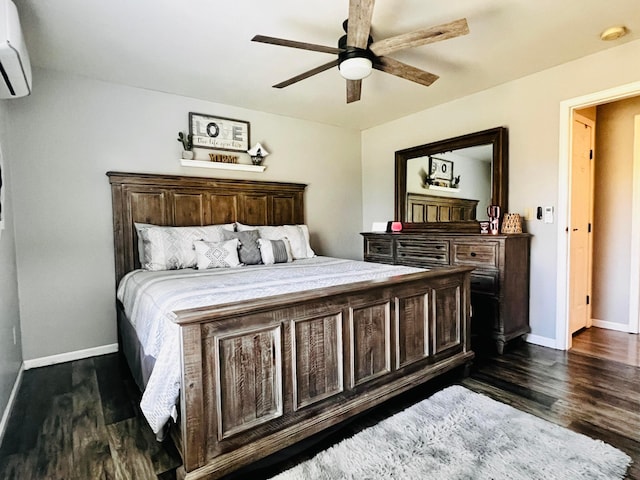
[107,171,307,285]
[406,192,478,222]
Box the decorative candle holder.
[390,222,403,232]
[487,205,501,235]
[501,213,522,234]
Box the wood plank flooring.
[1,337,638,479]
[572,326,640,367]
[465,342,640,480]
[0,354,181,479]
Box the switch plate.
[537,206,543,220]
[544,206,554,224]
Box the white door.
[569,113,595,334]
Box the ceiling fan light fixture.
[339,57,373,80]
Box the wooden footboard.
[172,266,474,480]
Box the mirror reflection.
[406,144,493,221]
[394,126,508,231]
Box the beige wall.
[362,39,640,341]
[7,68,362,361]
[592,96,640,325]
[6,38,640,362]
[0,100,23,424]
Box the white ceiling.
[14,0,640,130]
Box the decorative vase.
[182,150,194,160]
[501,213,522,234]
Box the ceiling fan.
[252,0,469,103]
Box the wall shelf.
[180,159,266,172]
[423,184,460,193]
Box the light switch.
[544,206,554,224]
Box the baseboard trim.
[23,343,119,370]
[525,334,560,349]
[591,319,631,333]
[0,364,24,447]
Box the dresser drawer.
[452,242,499,267]
[470,271,499,295]
[364,236,394,259]
[396,238,449,265]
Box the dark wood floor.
[1,333,638,479]
[0,354,181,479]
[572,326,640,367]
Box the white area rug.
[271,385,631,480]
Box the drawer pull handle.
[470,252,477,257]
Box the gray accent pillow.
[236,223,315,259]
[221,229,262,265]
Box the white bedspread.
[117,256,425,435]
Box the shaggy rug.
[271,385,631,480]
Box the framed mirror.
[395,127,508,232]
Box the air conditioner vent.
[0,0,32,99]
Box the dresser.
[362,232,531,354]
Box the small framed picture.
[429,157,454,182]
[189,113,250,152]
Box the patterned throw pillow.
[136,223,234,271]
[258,238,293,265]
[193,239,241,269]
[221,229,262,265]
[236,223,315,259]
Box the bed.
[108,171,474,480]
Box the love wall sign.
[189,113,250,152]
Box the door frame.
[556,80,640,350]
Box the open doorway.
[569,105,640,363]
[556,81,640,351]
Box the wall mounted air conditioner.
[0,0,32,99]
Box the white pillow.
[137,223,235,271]
[258,238,293,265]
[193,239,241,269]
[236,223,315,259]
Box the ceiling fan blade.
[273,59,341,88]
[347,0,375,49]
[346,79,362,103]
[252,35,343,55]
[369,18,469,57]
[374,57,439,86]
